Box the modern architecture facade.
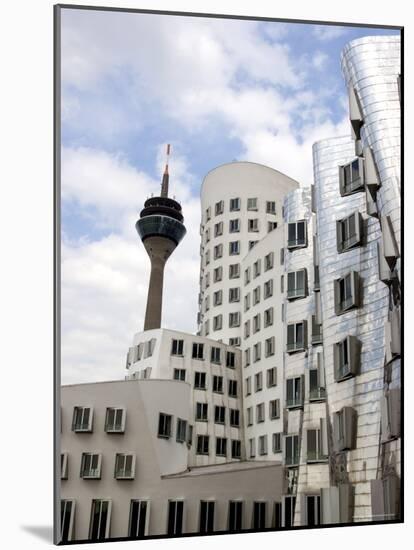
[59,35,401,543]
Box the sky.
[60,7,400,384]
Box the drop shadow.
[21,525,54,543]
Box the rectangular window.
[265,337,275,357]
[311,315,323,345]
[214,243,223,259]
[204,296,210,312]
[381,388,401,442]
[253,502,267,529]
[205,273,210,289]
[61,452,68,480]
[176,418,187,443]
[213,266,223,282]
[287,220,307,249]
[231,439,241,459]
[229,241,240,255]
[286,321,307,353]
[145,338,156,358]
[72,406,93,432]
[280,247,284,265]
[264,279,273,298]
[196,435,209,455]
[61,499,75,542]
[273,502,282,528]
[244,320,250,339]
[228,501,243,532]
[215,405,226,424]
[196,402,208,421]
[264,252,274,271]
[253,342,261,362]
[230,408,240,427]
[245,267,251,285]
[304,495,321,526]
[253,259,261,278]
[286,376,304,409]
[226,351,236,368]
[105,408,125,433]
[247,407,253,426]
[205,250,210,265]
[287,269,307,300]
[333,407,357,451]
[173,368,186,381]
[214,222,223,237]
[248,219,259,232]
[269,399,280,420]
[205,228,210,243]
[199,501,215,534]
[228,380,238,398]
[247,197,258,210]
[309,362,326,401]
[272,433,282,453]
[230,197,241,211]
[213,315,222,331]
[229,263,240,279]
[229,218,240,233]
[194,371,206,390]
[306,428,327,463]
[206,207,211,221]
[229,337,241,347]
[229,312,240,327]
[192,342,204,360]
[215,200,224,216]
[253,314,261,333]
[80,453,101,479]
[213,375,223,393]
[264,307,274,327]
[283,496,296,527]
[253,286,261,305]
[267,367,277,387]
[334,271,360,315]
[89,499,111,541]
[245,348,251,366]
[268,221,278,232]
[213,290,223,306]
[129,500,149,537]
[167,501,184,536]
[158,413,172,438]
[216,437,227,457]
[336,211,363,253]
[339,157,364,196]
[114,453,135,479]
[204,320,209,336]
[285,435,300,467]
[256,403,265,423]
[266,201,276,214]
[229,287,240,302]
[334,335,360,381]
[249,438,256,457]
[245,377,252,396]
[211,346,221,364]
[258,435,268,456]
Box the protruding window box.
[72,406,93,433]
[334,271,361,315]
[287,220,307,249]
[311,315,323,345]
[339,158,365,196]
[336,212,363,253]
[287,269,307,300]
[286,321,307,353]
[105,408,125,433]
[114,453,136,480]
[380,389,401,442]
[333,336,361,382]
[284,434,300,467]
[286,376,304,410]
[333,407,357,452]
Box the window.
[258,436,268,456]
[213,266,223,282]
[105,408,125,433]
[311,315,323,345]
[268,221,278,232]
[229,263,240,279]
[247,407,253,426]
[144,338,156,358]
[205,273,210,288]
[199,501,215,534]
[333,407,357,451]
[253,286,261,305]
[229,218,240,233]
[226,351,236,368]
[215,200,224,215]
[229,241,240,255]
[129,500,149,537]
[232,439,241,459]
[267,367,277,387]
[264,279,273,298]
[72,406,93,432]
[228,380,238,397]
[253,314,261,333]
[228,501,243,532]
[287,220,307,249]
[272,433,282,453]
[229,287,240,303]
[61,452,68,480]
[286,376,304,409]
[213,315,223,331]
[337,211,363,253]
[196,402,208,421]
[309,355,326,401]
[253,259,261,278]
[334,271,361,314]
[303,495,321,526]
[196,435,209,455]
[253,342,261,362]
[89,500,111,541]
[167,501,184,535]
[285,435,300,467]
[176,418,187,443]
[306,426,328,463]
[204,320,209,336]
[205,250,210,265]
[245,348,251,366]
[115,453,135,479]
[211,346,221,364]
[215,406,226,424]
[314,265,320,290]
[254,372,263,392]
[253,502,267,529]
[187,425,193,447]
[248,219,259,232]
[256,403,265,423]
[371,476,400,521]
[380,389,401,442]
[287,269,307,300]
[206,207,211,221]
[204,296,210,312]
[194,371,206,390]
[158,413,172,438]
[264,307,273,327]
[213,290,222,306]
[264,252,274,271]
[245,377,252,396]
[283,496,296,527]
[280,247,285,265]
[269,399,280,420]
[266,201,276,214]
[265,337,275,357]
[80,453,102,479]
[216,437,227,457]
[247,197,258,210]
[192,342,204,360]
[333,335,360,381]
[245,267,251,285]
[214,243,223,259]
[249,438,256,457]
[61,499,75,542]
[230,409,240,427]
[244,320,251,339]
[273,502,282,528]
[173,368,186,381]
[339,157,364,196]
[229,337,241,347]
[286,321,307,353]
[230,197,240,211]
[229,312,240,327]
[214,222,223,237]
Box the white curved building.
[198,162,299,345]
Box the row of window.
[193,403,240,425]
[71,407,125,433]
[126,339,155,367]
[205,198,277,221]
[61,498,285,542]
[207,220,279,242]
[170,339,236,366]
[61,452,137,481]
[246,399,281,425]
[244,337,276,364]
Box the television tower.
[136,145,186,330]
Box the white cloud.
[312,25,349,41]
[313,51,329,70]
